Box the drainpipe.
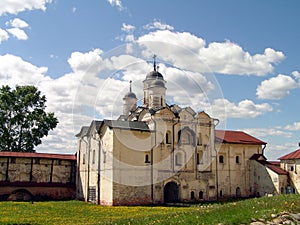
[262,144,267,156]
[81,137,89,202]
[150,115,156,205]
[92,135,101,205]
[213,119,219,200]
[172,118,179,173]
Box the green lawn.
[0,195,299,225]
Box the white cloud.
[256,73,300,100]
[0,29,288,154]
[6,18,29,28]
[121,23,135,33]
[137,30,285,76]
[107,0,123,11]
[211,99,273,119]
[284,122,300,131]
[0,28,9,43]
[144,21,174,31]
[243,128,292,138]
[6,28,28,40]
[0,54,49,86]
[0,0,52,16]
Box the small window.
[197,133,202,146]
[236,187,241,197]
[290,166,294,171]
[166,131,171,144]
[175,152,182,166]
[92,150,95,164]
[82,154,86,164]
[103,152,106,163]
[199,191,204,199]
[145,154,150,163]
[35,158,40,164]
[10,158,16,164]
[219,155,224,164]
[219,190,223,198]
[236,156,240,164]
[197,152,203,165]
[191,191,195,200]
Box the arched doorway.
[7,189,33,201]
[164,182,179,203]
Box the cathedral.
[76,58,287,206]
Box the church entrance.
[164,182,179,203]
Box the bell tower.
[123,80,137,117]
[143,55,167,110]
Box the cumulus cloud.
[0,0,52,16]
[6,28,28,40]
[137,30,285,76]
[284,122,300,131]
[0,28,287,154]
[0,28,9,43]
[144,21,174,31]
[107,0,123,11]
[211,99,273,119]
[243,128,292,139]
[6,18,29,28]
[256,73,300,100]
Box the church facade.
[76,61,282,206]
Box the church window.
[197,133,202,146]
[219,190,223,198]
[92,150,95,164]
[103,152,106,163]
[191,191,195,200]
[197,152,203,165]
[199,191,204,199]
[236,156,240,164]
[175,152,182,166]
[178,128,195,145]
[236,187,241,197]
[166,131,171,144]
[82,154,86,164]
[145,153,150,163]
[35,158,40,164]
[219,155,224,164]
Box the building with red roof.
[277,148,300,194]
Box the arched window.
[236,187,241,197]
[219,190,223,198]
[166,131,171,144]
[197,152,203,164]
[175,152,182,166]
[197,133,202,146]
[236,156,240,164]
[145,153,150,163]
[178,127,195,145]
[191,191,195,200]
[92,150,95,164]
[199,191,204,199]
[82,154,86,164]
[219,155,224,164]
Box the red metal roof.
[215,130,266,145]
[265,163,288,175]
[278,149,300,160]
[0,151,76,161]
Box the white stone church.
[76,59,288,206]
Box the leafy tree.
[0,85,58,152]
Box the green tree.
[0,85,58,152]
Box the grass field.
[0,194,300,225]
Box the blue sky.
[0,0,300,160]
